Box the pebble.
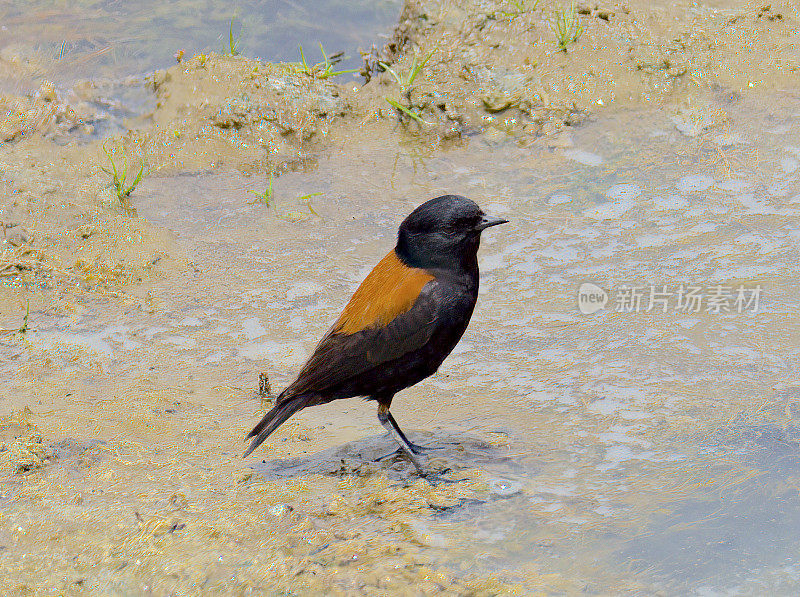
[269,503,292,517]
[3,224,30,246]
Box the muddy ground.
[1,0,799,594]
[2,0,797,310]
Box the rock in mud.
[2,224,30,246]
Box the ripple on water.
[676,174,715,193]
[241,317,267,340]
[10,100,800,594]
[584,198,635,220]
[562,149,603,166]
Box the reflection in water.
[0,0,400,89]
[0,0,401,140]
[4,94,800,592]
[624,420,800,591]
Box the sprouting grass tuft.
[18,299,30,335]
[379,51,432,96]
[502,0,540,17]
[247,171,275,205]
[552,2,583,51]
[295,45,357,79]
[276,193,323,221]
[298,192,322,219]
[379,51,433,124]
[226,17,241,56]
[102,144,145,201]
[246,176,322,221]
[283,193,323,221]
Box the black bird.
[243,195,507,474]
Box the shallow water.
[0,0,400,140]
[0,0,399,88]
[5,90,800,592]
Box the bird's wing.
[279,251,443,401]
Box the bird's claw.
[407,441,440,454]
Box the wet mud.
[2,0,800,595]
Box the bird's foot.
[373,447,428,475]
[374,447,406,462]
[373,450,457,484]
[406,440,440,454]
[375,438,436,460]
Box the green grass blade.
[385,98,425,123]
[407,51,433,87]
[104,145,120,185]
[18,299,29,335]
[317,68,358,79]
[299,46,308,74]
[378,62,402,86]
[123,162,145,197]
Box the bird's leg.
[377,404,426,476]
[385,411,433,453]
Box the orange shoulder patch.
[334,251,434,335]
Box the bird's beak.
[475,214,509,231]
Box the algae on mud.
[2,0,800,594]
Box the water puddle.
[5,91,800,592]
[1,1,400,89]
[0,0,401,140]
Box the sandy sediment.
[1,0,799,593]
[3,0,797,311]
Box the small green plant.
[247,176,322,220]
[247,171,275,205]
[17,299,30,335]
[385,98,425,123]
[502,0,540,17]
[379,51,432,98]
[296,45,357,79]
[299,192,322,218]
[280,193,323,221]
[226,18,240,56]
[552,2,583,51]
[379,51,433,124]
[0,300,32,337]
[102,144,145,201]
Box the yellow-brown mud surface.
[2,1,800,594]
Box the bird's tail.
[242,396,304,458]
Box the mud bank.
[2,1,797,305]
[368,0,800,132]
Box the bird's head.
[396,195,508,271]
